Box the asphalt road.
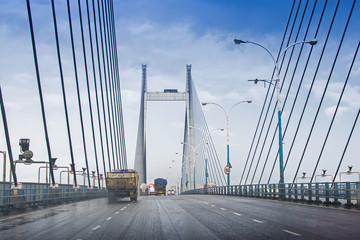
[0,195,359,239]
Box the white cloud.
[325,105,352,117]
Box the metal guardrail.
[182,182,360,207]
[0,182,107,212]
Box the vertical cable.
[281,0,329,177]
[0,86,18,186]
[332,107,360,184]
[256,0,316,184]
[66,0,91,187]
[26,0,55,185]
[78,0,98,187]
[244,0,303,184]
[51,0,78,187]
[103,0,122,169]
[240,0,298,184]
[96,0,118,170]
[109,0,128,168]
[291,0,346,185]
[310,39,359,182]
[87,0,105,187]
[90,0,113,176]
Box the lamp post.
[189,126,224,190]
[234,38,317,191]
[202,101,252,188]
[180,141,208,189]
[175,153,192,191]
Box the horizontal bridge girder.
[146,92,187,101]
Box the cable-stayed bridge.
[0,0,360,239]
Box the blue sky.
[0,0,360,187]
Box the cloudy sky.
[1,0,359,187]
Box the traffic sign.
[224,166,230,175]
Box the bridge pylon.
[134,65,195,191]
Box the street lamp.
[180,141,208,189]
[175,152,191,191]
[189,126,224,190]
[234,38,317,190]
[201,100,252,188]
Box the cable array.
[242,0,359,185]
[0,0,127,188]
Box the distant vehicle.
[168,185,176,195]
[106,169,139,202]
[139,183,148,196]
[154,178,167,196]
[164,89,178,93]
[167,189,175,195]
[207,182,216,188]
[149,183,156,195]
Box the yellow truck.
[106,169,138,202]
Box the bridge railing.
[182,182,360,207]
[0,182,107,212]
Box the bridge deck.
[1,195,359,239]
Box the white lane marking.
[92,225,101,231]
[121,207,126,211]
[220,208,226,211]
[211,205,215,207]
[203,202,209,204]
[233,212,242,216]
[106,217,112,221]
[252,219,263,223]
[283,230,301,236]
[115,211,119,214]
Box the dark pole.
[26,0,55,185]
[0,86,18,186]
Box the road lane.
[0,195,359,239]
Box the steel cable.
[109,0,128,168]
[66,0,92,187]
[239,0,297,185]
[26,0,56,185]
[255,0,317,184]
[332,106,360,184]
[309,39,359,182]
[51,0,79,187]
[290,0,349,186]
[243,0,303,184]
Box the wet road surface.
[1,195,359,239]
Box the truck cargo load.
[106,169,138,202]
[154,178,167,196]
[139,183,148,196]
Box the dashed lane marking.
[220,208,226,211]
[252,219,263,223]
[233,212,242,216]
[121,207,126,211]
[115,211,119,214]
[92,225,101,231]
[283,230,301,236]
[106,217,112,221]
[211,205,215,207]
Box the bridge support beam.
[134,65,195,189]
[134,64,147,184]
